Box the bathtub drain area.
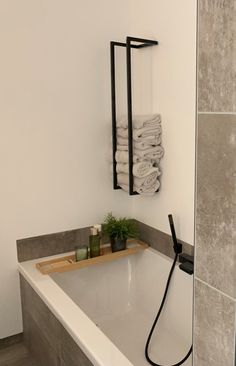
[94,306,192,366]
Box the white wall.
[0,0,132,338]
[0,0,196,338]
[129,0,197,245]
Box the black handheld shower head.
[168,214,182,255]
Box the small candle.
[75,246,88,262]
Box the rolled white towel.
[137,179,160,194]
[135,135,161,145]
[116,128,129,138]
[115,148,164,163]
[133,126,162,139]
[117,114,161,129]
[117,126,162,140]
[117,145,128,151]
[117,171,158,188]
[117,136,128,145]
[119,180,160,195]
[115,150,140,163]
[116,162,161,178]
[134,146,164,161]
[117,136,162,150]
[134,136,162,149]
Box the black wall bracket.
[179,253,194,275]
[110,36,158,195]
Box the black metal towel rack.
[110,36,158,196]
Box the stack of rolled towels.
[115,114,164,194]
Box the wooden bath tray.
[36,239,149,275]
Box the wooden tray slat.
[36,239,148,275]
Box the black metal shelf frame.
[110,36,158,195]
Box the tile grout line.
[198,111,236,115]
[234,307,236,366]
[195,276,236,303]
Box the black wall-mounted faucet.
[168,214,183,255]
[168,214,194,275]
[179,253,194,275]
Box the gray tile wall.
[17,220,193,263]
[196,114,236,299]
[17,227,91,262]
[198,0,236,112]
[135,220,194,258]
[194,280,235,366]
[195,1,236,365]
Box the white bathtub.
[18,247,193,366]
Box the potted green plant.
[103,213,138,252]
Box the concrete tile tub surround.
[195,0,236,365]
[16,220,193,263]
[20,276,93,366]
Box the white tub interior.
[51,248,193,366]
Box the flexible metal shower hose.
[145,253,193,366]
